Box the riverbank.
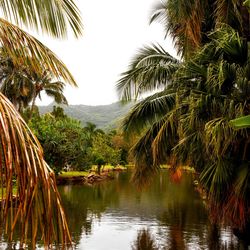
[56,165,127,185]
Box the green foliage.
[91,133,122,167]
[118,23,250,229]
[29,111,90,174]
[230,115,250,129]
[29,109,127,174]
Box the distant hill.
[38,102,133,130]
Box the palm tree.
[0,52,68,115]
[29,70,68,116]
[0,50,34,112]
[118,25,250,234]
[150,0,249,57]
[0,0,83,248]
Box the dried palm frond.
[0,92,70,248]
[0,18,77,86]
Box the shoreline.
[56,168,126,185]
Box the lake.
[0,170,246,249]
[58,170,242,250]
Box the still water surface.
[57,171,243,250]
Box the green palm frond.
[122,89,176,135]
[0,92,70,247]
[0,0,83,38]
[200,158,234,201]
[45,89,68,104]
[152,110,178,166]
[230,115,250,129]
[117,44,180,101]
[131,123,162,186]
[0,18,77,86]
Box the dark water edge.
[0,170,249,249]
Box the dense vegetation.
[118,0,250,237]
[28,107,128,174]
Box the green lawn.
[59,171,89,177]
[59,165,128,178]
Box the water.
[0,170,246,249]
[57,171,242,250]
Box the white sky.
[35,0,176,106]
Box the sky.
[35,0,176,106]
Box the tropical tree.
[118,12,250,241]
[0,48,68,117]
[90,132,121,174]
[0,50,34,112]
[29,112,90,174]
[0,0,83,248]
[150,0,249,57]
[29,70,68,116]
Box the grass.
[59,165,128,178]
[59,171,89,177]
[91,164,127,172]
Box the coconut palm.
[29,70,68,116]
[0,0,83,248]
[0,53,68,115]
[118,25,250,233]
[150,0,249,57]
[0,51,34,112]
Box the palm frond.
[230,115,250,129]
[0,92,70,247]
[0,0,83,38]
[131,124,161,187]
[117,44,180,101]
[150,0,206,56]
[122,89,176,135]
[0,18,77,86]
[215,0,243,32]
[45,89,68,105]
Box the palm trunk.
[29,92,38,120]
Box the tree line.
[27,106,129,175]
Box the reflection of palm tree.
[159,205,186,250]
[131,228,158,250]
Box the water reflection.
[131,228,158,250]
[0,171,247,249]
[56,171,248,250]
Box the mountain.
[38,102,133,130]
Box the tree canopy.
[117,0,250,233]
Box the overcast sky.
[35,0,176,106]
